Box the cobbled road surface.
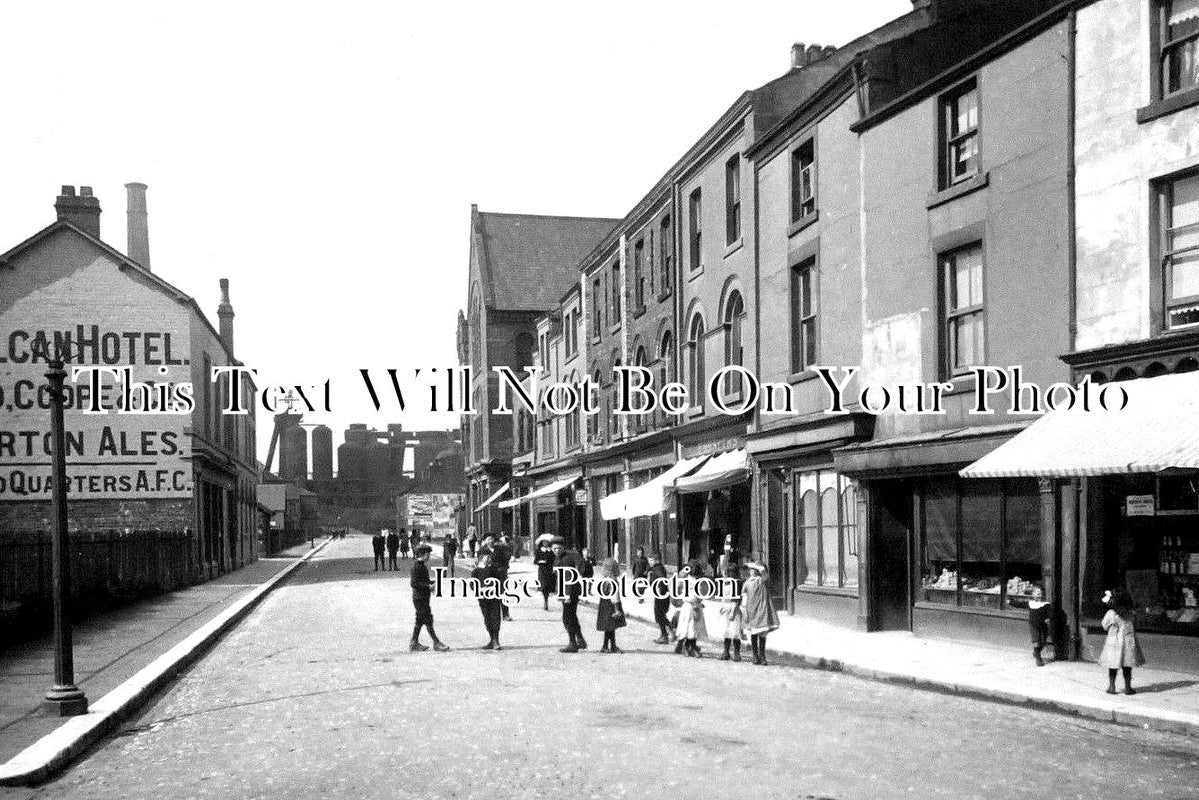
[3,537,1198,800]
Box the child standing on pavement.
[741,562,779,666]
[1099,589,1145,695]
[409,545,450,652]
[596,558,627,653]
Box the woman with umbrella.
[533,534,556,610]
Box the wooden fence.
[0,529,196,630]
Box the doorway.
[868,479,913,632]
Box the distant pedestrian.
[466,524,478,558]
[717,534,740,579]
[1100,589,1145,695]
[581,547,597,578]
[553,538,587,652]
[371,530,386,571]
[631,547,649,604]
[409,528,420,554]
[443,532,460,574]
[409,545,450,652]
[534,540,556,610]
[399,534,410,560]
[741,562,779,666]
[472,552,503,650]
[648,552,674,643]
[386,529,400,571]
[493,535,514,621]
[596,558,626,653]
[674,562,707,658]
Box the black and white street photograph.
[2,1,1199,797]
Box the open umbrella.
[535,533,556,543]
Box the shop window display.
[796,470,859,590]
[919,478,1043,610]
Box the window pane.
[954,256,971,309]
[820,486,839,586]
[1004,482,1043,607]
[953,134,978,179]
[953,317,974,370]
[801,269,813,316]
[1172,251,1199,300]
[803,319,817,366]
[955,89,978,134]
[841,480,859,589]
[921,482,957,604]
[801,489,819,585]
[960,484,1002,609]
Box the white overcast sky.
[0,0,907,464]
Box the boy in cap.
[410,544,450,652]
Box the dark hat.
[414,544,433,557]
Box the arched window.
[634,345,649,432]
[688,313,706,402]
[588,366,603,441]
[659,330,674,385]
[611,352,622,439]
[723,290,745,396]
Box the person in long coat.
[472,552,503,650]
[534,541,556,610]
[674,562,708,658]
[385,529,400,571]
[1099,589,1146,694]
[596,558,627,653]
[741,562,779,665]
[552,539,588,652]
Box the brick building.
[0,184,258,579]
[460,0,1199,671]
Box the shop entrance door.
[765,470,789,609]
[868,480,913,632]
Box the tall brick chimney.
[218,278,235,355]
[55,185,101,239]
[125,182,151,269]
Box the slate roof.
[475,210,618,312]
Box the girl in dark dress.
[596,558,627,653]
[472,553,503,650]
[534,541,556,610]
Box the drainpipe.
[1066,9,1078,353]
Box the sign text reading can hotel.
[487,365,1131,417]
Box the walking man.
[552,537,587,653]
[493,534,514,621]
[371,529,386,571]
[442,532,459,577]
[410,544,450,652]
[386,528,400,571]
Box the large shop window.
[919,478,1041,611]
[797,471,859,590]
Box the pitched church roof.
[472,208,618,313]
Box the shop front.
[498,472,584,551]
[599,454,708,568]
[961,370,1199,673]
[835,423,1045,648]
[749,415,873,625]
[673,449,751,576]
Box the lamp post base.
[43,686,88,717]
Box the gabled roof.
[473,209,618,313]
[0,219,234,362]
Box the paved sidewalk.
[488,558,1199,737]
[0,541,322,767]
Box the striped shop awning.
[960,371,1199,479]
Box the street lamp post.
[41,352,88,716]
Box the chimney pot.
[55,184,101,239]
[80,186,94,197]
[791,42,806,70]
[125,182,151,270]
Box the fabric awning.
[960,372,1199,478]
[496,472,582,508]
[674,448,750,494]
[473,482,510,513]
[599,455,709,521]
